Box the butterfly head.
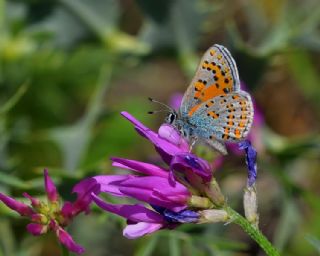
[148,97,180,130]
[165,111,178,125]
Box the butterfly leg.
[189,136,198,152]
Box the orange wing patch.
[189,59,234,116]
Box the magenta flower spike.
[73,172,190,239]
[77,112,231,238]
[44,168,59,202]
[0,169,91,255]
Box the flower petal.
[121,112,188,164]
[92,175,134,197]
[72,175,131,211]
[118,187,186,212]
[26,223,47,236]
[61,201,75,220]
[56,227,85,254]
[153,205,199,223]
[44,169,59,202]
[111,157,169,178]
[170,153,212,182]
[0,193,34,216]
[158,124,189,149]
[123,222,163,239]
[92,194,165,223]
[120,176,189,196]
[71,177,100,215]
[239,140,257,186]
[23,192,40,208]
[118,176,189,211]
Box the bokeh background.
[0,0,320,255]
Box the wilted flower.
[243,186,259,226]
[0,169,95,254]
[239,140,258,187]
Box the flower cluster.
[76,112,233,239]
[0,169,96,254]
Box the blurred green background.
[0,0,320,255]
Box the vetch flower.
[85,169,198,239]
[0,169,92,254]
[121,112,225,205]
[80,112,229,239]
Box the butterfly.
[150,44,254,155]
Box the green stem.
[226,206,280,256]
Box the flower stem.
[226,206,280,256]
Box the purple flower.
[92,194,170,239]
[0,169,89,254]
[170,152,212,183]
[122,112,213,184]
[239,140,257,186]
[83,166,197,239]
[79,112,227,239]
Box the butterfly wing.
[180,44,240,117]
[189,91,254,143]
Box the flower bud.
[188,195,213,209]
[243,185,259,227]
[198,209,229,224]
[31,213,48,224]
[204,178,225,207]
[26,223,48,236]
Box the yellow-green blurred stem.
[226,206,280,256]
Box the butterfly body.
[165,44,254,155]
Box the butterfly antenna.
[148,97,173,111]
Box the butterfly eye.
[167,113,176,124]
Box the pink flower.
[75,159,199,239]
[0,169,91,254]
[75,112,226,239]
